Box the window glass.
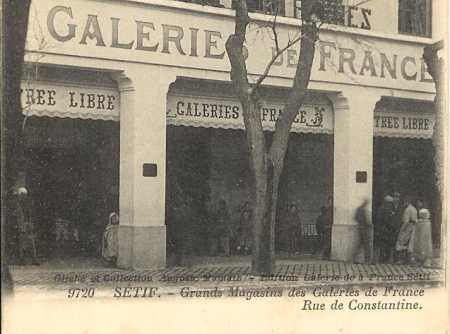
[245,0,285,15]
[295,0,345,25]
[398,0,431,37]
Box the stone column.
[329,90,380,261]
[114,67,176,269]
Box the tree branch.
[268,0,319,165]
[272,7,280,53]
[251,32,304,95]
[226,0,251,99]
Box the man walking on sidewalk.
[353,199,373,264]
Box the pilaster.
[113,67,177,269]
[329,90,380,261]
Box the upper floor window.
[398,0,432,37]
[177,0,224,8]
[245,0,285,16]
[295,0,371,30]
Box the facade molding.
[111,72,135,93]
[111,0,436,45]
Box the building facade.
[19,0,443,268]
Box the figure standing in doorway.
[353,198,373,264]
[102,212,119,265]
[11,187,39,265]
[237,201,253,255]
[395,195,418,264]
[374,195,396,263]
[316,204,332,258]
[391,191,403,262]
[286,204,302,254]
[412,199,433,267]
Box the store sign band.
[20,83,434,139]
[167,95,333,134]
[167,95,434,139]
[20,81,119,121]
[373,111,434,139]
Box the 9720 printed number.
[67,288,95,298]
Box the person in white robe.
[102,212,119,264]
[413,200,433,267]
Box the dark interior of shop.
[372,137,440,249]
[165,125,334,263]
[7,116,119,264]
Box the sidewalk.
[9,257,445,292]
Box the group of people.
[209,200,328,256]
[208,200,253,256]
[372,192,434,266]
[9,183,120,265]
[208,200,320,256]
[10,183,434,269]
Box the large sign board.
[26,1,435,94]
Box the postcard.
[2,0,448,333]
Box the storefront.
[18,0,438,268]
[372,98,439,248]
[165,79,333,261]
[8,65,120,263]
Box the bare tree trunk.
[242,101,272,274]
[423,42,445,256]
[242,100,283,275]
[226,0,318,275]
[2,0,32,294]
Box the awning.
[21,81,120,121]
[167,93,334,134]
[373,111,434,139]
[374,97,435,139]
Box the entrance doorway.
[372,137,439,247]
[165,125,333,265]
[8,116,119,264]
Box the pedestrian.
[392,192,401,213]
[413,199,433,267]
[391,191,403,262]
[286,204,302,254]
[395,195,418,264]
[315,206,327,253]
[54,217,78,257]
[102,212,119,265]
[374,195,396,263]
[237,201,253,255]
[353,198,373,264]
[11,186,39,265]
[315,205,332,258]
